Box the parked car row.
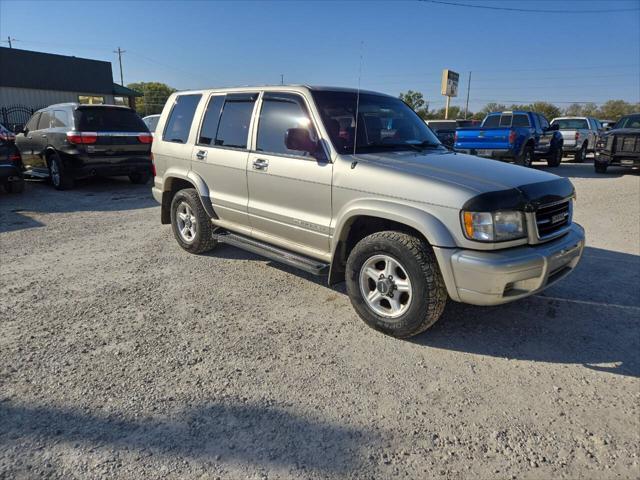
[1,103,153,192]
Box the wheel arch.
[327,201,456,285]
[160,169,217,224]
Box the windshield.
[551,119,589,129]
[311,91,442,154]
[615,114,640,129]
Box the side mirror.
[547,123,559,131]
[285,128,318,154]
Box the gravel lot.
[1,159,639,480]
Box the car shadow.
[411,246,640,378]
[0,177,157,233]
[0,399,377,476]
[533,159,638,179]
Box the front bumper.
[433,223,585,306]
[0,164,23,183]
[596,152,640,168]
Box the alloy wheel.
[176,202,197,243]
[359,254,413,318]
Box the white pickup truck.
[550,116,603,162]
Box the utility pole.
[7,36,16,48]
[280,74,284,85]
[114,47,126,86]
[464,71,472,119]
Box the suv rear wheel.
[48,152,74,190]
[516,145,534,168]
[170,188,217,254]
[547,146,562,167]
[345,231,447,338]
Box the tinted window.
[483,115,500,128]
[551,118,588,129]
[37,111,51,130]
[163,94,201,143]
[538,115,550,129]
[52,110,71,128]
[499,114,512,127]
[312,90,441,154]
[512,114,530,127]
[257,93,316,156]
[144,116,160,132]
[76,107,147,132]
[615,114,640,129]
[26,113,41,131]
[215,94,257,149]
[198,96,225,145]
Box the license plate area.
[476,149,492,157]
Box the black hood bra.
[462,177,575,212]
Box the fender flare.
[162,168,218,219]
[327,199,457,284]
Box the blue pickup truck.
[454,111,564,167]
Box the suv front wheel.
[345,231,448,338]
[170,188,217,254]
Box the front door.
[17,112,41,169]
[247,92,332,256]
[190,92,258,233]
[537,114,554,155]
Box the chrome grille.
[535,199,571,239]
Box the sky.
[1,0,639,112]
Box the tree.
[598,100,637,120]
[399,90,429,119]
[529,102,562,121]
[127,82,177,116]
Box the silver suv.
[152,86,585,338]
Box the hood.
[605,128,640,136]
[353,149,573,210]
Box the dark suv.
[595,113,640,173]
[15,103,153,190]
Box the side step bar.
[213,232,329,276]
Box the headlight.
[462,210,525,242]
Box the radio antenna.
[352,41,364,157]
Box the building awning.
[113,83,142,97]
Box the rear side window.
[198,96,225,145]
[512,114,530,127]
[52,110,71,128]
[483,115,500,128]
[257,93,316,156]
[26,113,40,131]
[215,93,257,149]
[76,107,147,132]
[162,94,201,143]
[37,111,51,129]
[499,114,512,127]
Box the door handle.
[195,150,207,160]
[252,158,269,170]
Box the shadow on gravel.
[533,159,638,179]
[0,178,156,233]
[413,246,640,378]
[0,400,376,474]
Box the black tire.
[48,152,74,190]
[170,188,217,254]
[4,179,25,193]
[345,231,448,338]
[516,144,534,167]
[595,163,608,174]
[575,143,587,163]
[129,172,151,185]
[547,146,562,167]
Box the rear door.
[190,92,257,232]
[74,106,152,165]
[17,112,41,168]
[246,92,332,255]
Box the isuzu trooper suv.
[151,86,585,338]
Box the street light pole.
[464,71,472,119]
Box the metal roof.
[0,47,115,94]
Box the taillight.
[138,133,153,144]
[151,153,156,177]
[67,131,97,144]
[9,153,21,163]
[509,130,517,144]
[575,132,580,141]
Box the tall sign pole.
[465,71,472,119]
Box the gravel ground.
[1,159,639,480]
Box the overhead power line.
[420,0,640,14]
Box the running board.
[213,232,329,276]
